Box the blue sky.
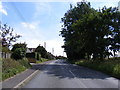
[1,0,119,56]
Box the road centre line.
[69,70,87,88]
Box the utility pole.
[52,48,54,55]
[44,42,46,49]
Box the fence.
[0,52,11,59]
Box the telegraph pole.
[44,42,46,49]
[52,48,54,55]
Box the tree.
[35,45,48,58]
[11,43,27,60]
[35,45,55,59]
[11,48,26,60]
[11,43,27,52]
[0,22,21,48]
[60,1,96,60]
[60,2,120,60]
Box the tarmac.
[1,61,52,89]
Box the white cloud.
[12,21,43,43]
[13,21,66,56]
[21,22,36,30]
[0,1,7,15]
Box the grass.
[69,58,120,79]
[36,58,50,64]
[2,58,31,81]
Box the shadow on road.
[30,61,117,80]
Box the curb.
[13,70,39,88]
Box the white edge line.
[13,70,39,88]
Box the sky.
[0,0,120,56]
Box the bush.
[18,58,31,68]
[11,48,26,60]
[37,53,41,60]
[2,47,11,53]
[26,52,37,59]
[2,58,31,81]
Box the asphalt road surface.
[22,59,119,89]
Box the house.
[26,48,36,53]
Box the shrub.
[37,53,41,60]
[11,48,26,60]
[2,58,31,80]
[18,58,31,68]
[26,52,37,59]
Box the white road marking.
[69,70,76,77]
[14,70,39,88]
[69,70,87,88]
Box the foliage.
[2,58,31,80]
[35,45,55,59]
[2,47,11,53]
[11,43,27,60]
[26,52,37,59]
[46,52,55,60]
[18,58,31,68]
[56,55,67,59]
[73,58,120,79]
[26,52,41,62]
[60,1,120,60]
[11,48,26,60]
[36,58,49,64]
[37,53,41,60]
[11,43,27,52]
[0,22,21,47]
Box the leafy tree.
[0,22,21,47]
[60,2,96,60]
[11,48,26,60]
[60,1,120,60]
[11,43,27,52]
[35,45,55,59]
[35,45,48,58]
[11,43,27,60]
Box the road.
[22,59,119,89]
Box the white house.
[26,48,36,53]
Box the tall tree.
[60,2,96,60]
[0,22,21,48]
[60,2,120,60]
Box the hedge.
[26,52,41,60]
[26,52,37,59]
[37,53,41,60]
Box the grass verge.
[2,58,31,81]
[36,58,50,64]
[69,58,120,79]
